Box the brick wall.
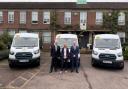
[0,9,97,31]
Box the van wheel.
[9,63,15,68]
[91,58,96,67]
[36,61,40,66]
[36,58,40,66]
[118,62,124,70]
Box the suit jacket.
[70,46,79,59]
[51,44,60,58]
[61,48,69,59]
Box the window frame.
[0,11,3,23]
[8,11,14,23]
[20,11,26,24]
[64,11,71,25]
[43,11,50,24]
[118,12,125,26]
[31,11,38,24]
[80,11,87,24]
[8,29,15,36]
[19,30,27,33]
[43,32,51,43]
[95,11,103,25]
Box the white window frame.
[96,11,103,25]
[20,11,26,24]
[118,12,125,26]
[0,11,3,23]
[8,30,15,36]
[43,11,50,24]
[0,30,3,35]
[32,11,38,24]
[8,11,14,23]
[117,32,125,43]
[43,32,51,43]
[64,12,71,24]
[80,11,87,24]
[19,30,27,33]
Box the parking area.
[0,52,128,89]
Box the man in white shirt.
[60,43,69,73]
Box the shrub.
[0,41,6,50]
[0,32,12,50]
[123,49,128,60]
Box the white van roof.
[95,34,120,39]
[56,34,77,38]
[14,33,38,38]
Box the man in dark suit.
[50,41,60,73]
[70,41,79,73]
[60,43,69,73]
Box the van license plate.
[103,60,112,64]
[19,60,29,62]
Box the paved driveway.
[0,52,128,89]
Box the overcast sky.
[0,0,128,2]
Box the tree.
[50,10,57,31]
[50,10,61,39]
[103,10,119,34]
[124,11,128,42]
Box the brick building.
[0,2,127,50]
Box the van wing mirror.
[7,44,11,49]
[90,45,93,50]
[87,44,93,50]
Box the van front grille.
[99,53,116,60]
[15,52,33,60]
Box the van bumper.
[8,57,40,66]
[92,57,124,68]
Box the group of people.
[50,41,79,73]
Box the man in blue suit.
[70,41,79,73]
[60,43,69,73]
[50,41,60,73]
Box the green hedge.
[123,46,128,60]
[0,32,12,50]
[122,42,128,60]
[0,50,9,59]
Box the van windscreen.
[95,39,120,49]
[57,38,78,48]
[12,37,38,47]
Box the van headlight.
[117,52,123,57]
[92,50,98,55]
[9,51,14,55]
[34,49,40,54]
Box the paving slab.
[81,54,128,89]
[23,70,89,89]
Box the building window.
[117,32,125,44]
[64,12,71,24]
[0,30,3,35]
[118,12,125,25]
[19,30,27,33]
[80,11,87,24]
[96,11,103,25]
[43,32,51,43]
[8,30,15,36]
[43,11,50,24]
[32,11,38,24]
[0,11,3,23]
[8,11,14,23]
[20,11,26,24]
